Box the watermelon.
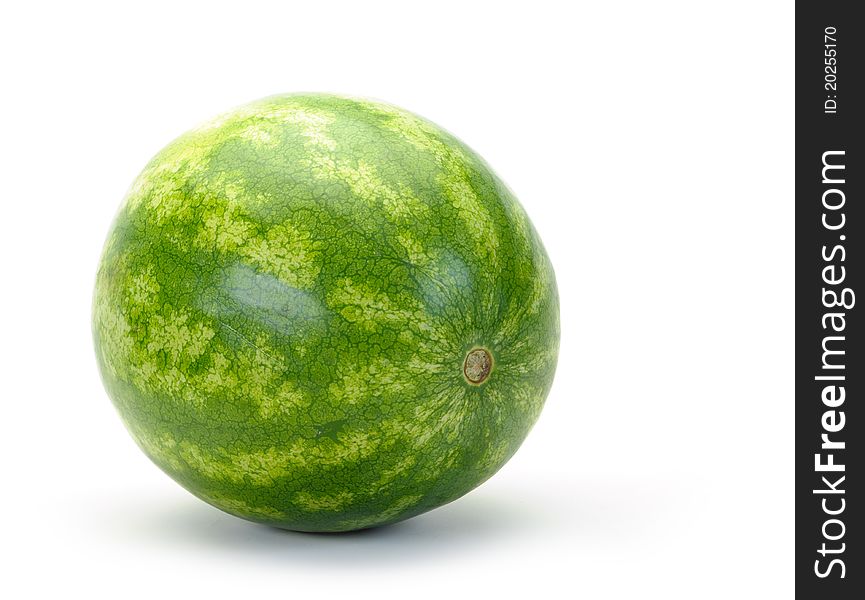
[93,94,559,532]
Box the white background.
[1,1,793,598]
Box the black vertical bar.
[796,2,862,596]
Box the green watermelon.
[93,94,559,532]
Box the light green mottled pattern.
[93,94,559,532]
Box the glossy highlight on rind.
[93,93,560,532]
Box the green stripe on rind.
[93,94,559,532]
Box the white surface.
[1,1,793,598]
